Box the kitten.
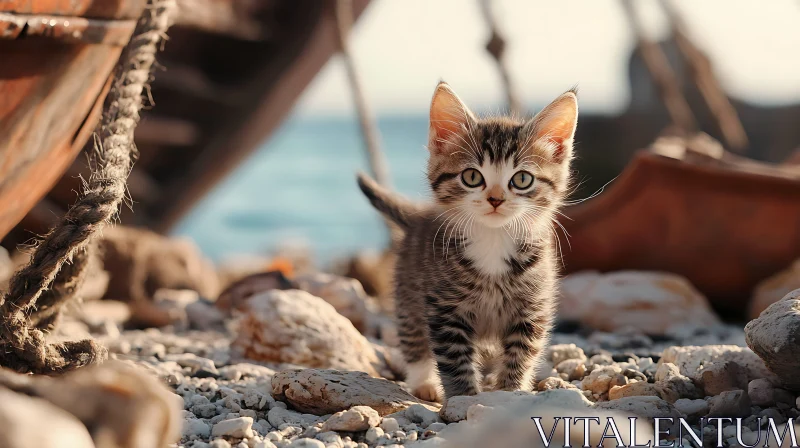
[357,82,578,401]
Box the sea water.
[173,113,431,265]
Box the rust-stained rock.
[232,289,382,375]
[271,369,431,416]
[748,259,800,320]
[559,271,721,334]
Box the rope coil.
[0,0,174,374]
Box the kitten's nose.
[487,197,505,208]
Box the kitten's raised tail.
[356,172,418,231]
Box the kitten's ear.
[524,90,578,162]
[428,82,476,154]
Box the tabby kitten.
[357,82,578,401]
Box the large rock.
[558,271,721,334]
[271,369,431,416]
[749,259,800,320]
[98,226,220,304]
[434,390,655,448]
[439,391,536,422]
[660,345,774,384]
[0,388,95,448]
[232,290,382,375]
[745,289,800,391]
[294,273,379,333]
[0,360,181,447]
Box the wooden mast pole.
[658,0,749,152]
[333,0,392,189]
[620,0,697,135]
[479,0,522,117]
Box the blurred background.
[3,0,800,318]
[170,0,800,264]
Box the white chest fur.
[464,227,517,276]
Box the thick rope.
[0,0,174,374]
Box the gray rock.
[404,404,442,428]
[673,399,709,420]
[707,389,751,417]
[267,408,318,428]
[271,369,431,416]
[288,439,325,448]
[745,289,800,391]
[184,418,212,438]
[654,363,701,399]
[660,345,773,384]
[700,361,748,396]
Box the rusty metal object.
[0,2,142,240]
[0,0,145,19]
[560,149,800,315]
[0,13,138,45]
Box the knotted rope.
[0,0,174,374]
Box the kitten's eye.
[461,169,484,188]
[510,171,535,190]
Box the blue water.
[173,114,433,264]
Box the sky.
[294,0,800,116]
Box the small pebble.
[365,427,383,443]
[380,417,400,433]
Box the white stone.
[380,417,400,433]
[233,290,382,375]
[558,271,721,334]
[365,427,384,443]
[321,406,381,432]
[212,417,254,438]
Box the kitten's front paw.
[413,383,442,403]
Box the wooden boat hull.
[560,150,800,315]
[0,1,144,239]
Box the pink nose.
[488,197,504,208]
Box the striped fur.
[358,83,578,401]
